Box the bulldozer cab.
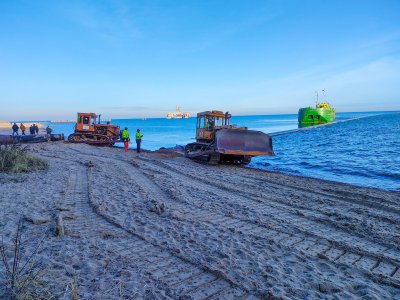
[75,112,97,132]
[196,111,231,142]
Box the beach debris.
[56,206,71,212]
[131,160,140,168]
[100,231,115,239]
[24,214,51,225]
[317,282,341,293]
[63,215,76,221]
[85,161,95,168]
[317,253,329,260]
[69,277,78,300]
[56,214,65,237]
[169,187,180,198]
[149,202,166,214]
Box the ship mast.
[321,89,326,103]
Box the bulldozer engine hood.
[215,129,274,156]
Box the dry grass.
[0,145,47,173]
[0,218,55,299]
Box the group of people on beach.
[121,128,143,153]
[11,123,53,136]
[12,123,39,136]
[11,121,140,152]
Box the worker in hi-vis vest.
[135,129,143,153]
[121,127,130,152]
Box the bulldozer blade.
[215,129,274,156]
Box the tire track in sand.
[61,162,252,299]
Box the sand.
[0,142,399,299]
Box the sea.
[46,111,400,191]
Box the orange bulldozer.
[68,112,120,146]
[185,110,274,165]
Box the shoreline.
[248,164,400,193]
[0,142,399,298]
[1,134,398,193]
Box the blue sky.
[0,0,399,120]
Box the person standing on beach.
[29,125,34,135]
[121,127,130,152]
[135,129,143,153]
[46,125,52,135]
[20,123,26,135]
[12,123,19,136]
[34,124,39,135]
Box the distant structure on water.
[51,119,75,123]
[166,106,190,119]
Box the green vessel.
[298,91,336,126]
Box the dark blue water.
[48,111,400,191]
[251,112,400,191]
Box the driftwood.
[85,161,95,168]
[56,207,71,212]
[24,214,51,225]
[56,215,64,237]
[70,277,78,300]
[149,202,166,214]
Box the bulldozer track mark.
[137,157,400,250]
[177,159,400,233]
[247,176,400,216]
[55,148,400,291]
[82,152,400,278]
[59,163,253,299]
[135,158,400,253]
[128,157,400,286]
[63,147,400,219]
[154,157,400,217]
[87,157,263,297]
[240,171,400,207]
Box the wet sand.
[0,142,399,299]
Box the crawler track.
[61,163,252,299]
[131,156,400,286]
[42,144,400,297]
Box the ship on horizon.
[166,106,190,119]
[298,90,336,126]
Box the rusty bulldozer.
[68,112,120,146]
[185,110,274,165]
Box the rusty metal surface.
[215,129,274,156]
[67,134,117,146]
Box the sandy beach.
[0,141,399,299]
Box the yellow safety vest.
[122,130,129,139]
[135,132,141,139]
